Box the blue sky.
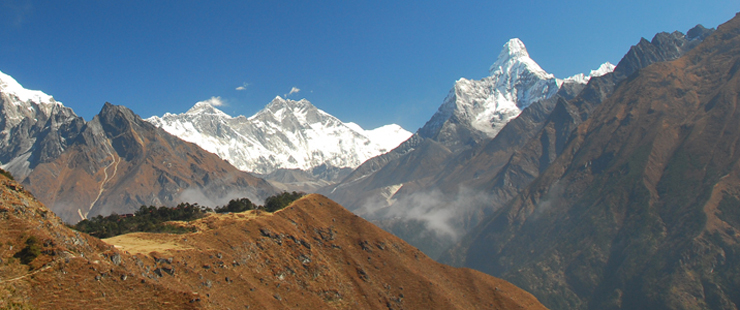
[0,1,736,131]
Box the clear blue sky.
[0,1,736,131]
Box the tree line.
[73,191,305,238]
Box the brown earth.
[0,173,547,309]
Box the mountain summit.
[418,38,596,147]
[147,96,412,183]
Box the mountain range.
[0,10,737,310]
[146,96,411,189]
[0,77,280,224]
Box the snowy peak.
[0,69,65,121]
[185,97,230,117]
[590,62,616,77]
[559,62,616,86]
[254,96,324,123]
[147,96,412,178]
[420,38,560,144]
[0,70,57,106]
[490,38,552,79]
[490,39,530,71]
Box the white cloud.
[285,87,300,97]
[236,82,249,91]
[197,96,225,107]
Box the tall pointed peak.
[489,38,531,72]
[489,38,552,80]
[500,38,529,60]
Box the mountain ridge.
[441,16,736,310]
[22,102,279,223]
[146,96,412,184]
[0,172,548,309]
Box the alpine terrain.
[323,38,616,258]
[442,15,738,310]
[0,172,547,309]
[147,96,411,190]
[0,74,279,224]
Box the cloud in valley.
[358,186,495,241]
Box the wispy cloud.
[198,96,225,107]
[235,82,249,91]
[284,87,300,97]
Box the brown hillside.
[0,173,547,309]
[444,13,740,310]
[22,102,278,224]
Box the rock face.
[0,173,548,310]
[428,24,715,231]
[324,25,713,260]
[23,103,279,224]
[442,16,738,310]
[0,70,85,179]
[418,38,562,148]
[146,96,412,185]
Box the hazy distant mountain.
[146,96,412,186]
[441,19,731,310]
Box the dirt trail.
[0,265,52,284]
[78,140,121,221]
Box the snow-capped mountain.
[0,70,85,179]
[418,38,614,147]
[558,62,616,86]
[146,96,412,178]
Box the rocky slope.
[23,103,279,224]
[324,25,713,260]
[146,96,412,185]
[427,23,716,233]
[0,173,548,309]
[323,39,614,258]
[0,70,85,180]
[442,16,738,310]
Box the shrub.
[214,198,257,213]
[264,191,305,212]
[14,236,41,265]
[73,203,209,238]
[0,168,14,180]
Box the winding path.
[78,139,121,221]
[0,264,52,284]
